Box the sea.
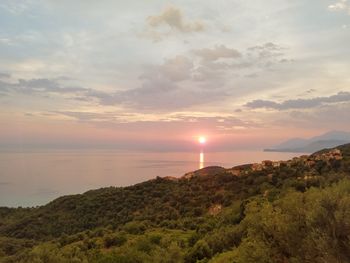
[0,149,301,207]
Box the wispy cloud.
[192,45,242,61]
[0,77,88,96]
[245,92,350,110]
[51,111,259,133]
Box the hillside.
[0,144,350,263]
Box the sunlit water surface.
[0,150,301,207]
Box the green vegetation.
[0,144,350,262]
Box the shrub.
[103,233,127,248]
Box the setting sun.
[198,136,207,145]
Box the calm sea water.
[0,150,300,207]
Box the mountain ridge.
[265,130,350,153]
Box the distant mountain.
[265,130,350,153]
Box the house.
[262,160,273,168]
[227,168,241,176]
[272,161,281,168]
[330,149,343,160]
[252,163,263,171]
[307,160,316,167]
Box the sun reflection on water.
[199,152,204,169]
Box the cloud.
[0,74,223,111]
[51,111,259,133]
[93,42,290,109]
[94,78,227,110]
[328,0,350,12]
[53,111,114,122]
[270,102,350,131]
[306,89,316,94]
[0,41,291,112]
[147,6,205,33]
[194,42,286,68]
[248,42,282,51]
[191,42,289,81]
[141,55,193,82]
[86,52,231,110]
[245,91,350,110]
[193,45,242,61]
[247,42,285,60]
[0,72,10,79]
[16,78,87,94]
[245,100,280,109]
[0,77,90,97]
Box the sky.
[0,0,350,151]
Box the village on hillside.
[176,148,344,180]
[227,149,343,177]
